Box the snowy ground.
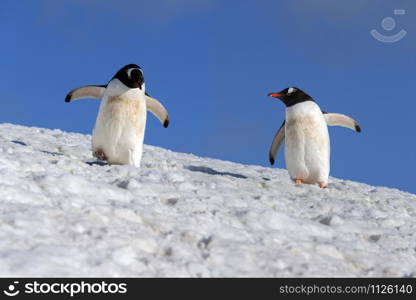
[0,123,415,277]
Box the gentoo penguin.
[65,64,169,167]
[267,87,361,188]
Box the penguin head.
[112,64,144,89]
[268,87,313,107]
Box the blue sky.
[1,0,415,193]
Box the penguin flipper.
[65,85,106,102]
[145,95,169,128]
[323,112,361,132]
[269,121,285,165]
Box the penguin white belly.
[284,102,330,184]
[92,93,147,167]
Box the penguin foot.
[294,179,302,184]
[319,182,327,189]
[93,149,108,162]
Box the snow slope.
[0,123,415,277]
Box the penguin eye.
[127,68,142,79]
[287,87,296,95]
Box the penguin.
[267,87,361,188]
[65,64,169,167]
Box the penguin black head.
[112,64,144,89]
[268,87,314,107]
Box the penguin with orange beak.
[268,87,361,188]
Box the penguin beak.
[268,93,282,99]
[131,69,144,89]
